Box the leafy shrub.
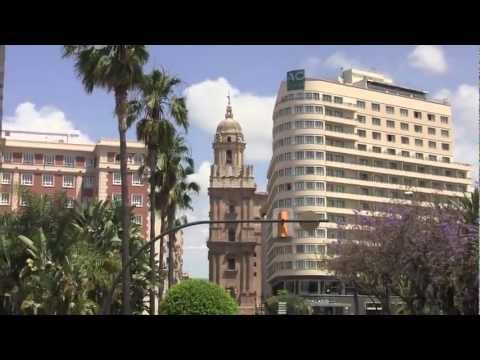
[159,279,239,315]
[265,290,312,315]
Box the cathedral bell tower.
[207,97,265,315]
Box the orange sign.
[278,211,289,238]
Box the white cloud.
[408,45,447,74]
[434,84,479,182]
[3,102,92,143]
[302,52,363,77]
[187,160,211,196]
[184,78,275,162]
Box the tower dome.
[216,97,242,134]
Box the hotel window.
[1,172,11,184]
[372,132,381,140]
[416,153,424,160]
[334,96,343,104]
[359,173,369,181]
[63,175,74,188]
[305,151,315,160]
[442,157,450,163]
[356,100,365,108]
[134,153,143,165]
[313,93,320,100]
[414,125,422,133]
[132,173,142,185]
[285,152,292,161]
[372,146,381,153]
[428,114,435,121]
[87,158,96,168]
[295,182,304,191]
[66,199,74,209]
[428,128,436,135]
[64,155,74,167]
[371,103,380,111]
[359,158,368,166]
[401,151,410,157]
[386,106,394,114]
[285,168,292,176]
[372,117,381,126]
[386,120,395,128]
[428,141,436,149]
[2,152,12,162]
[429,155,437,162]
[387,149,396,155]
[44,154,54,166]
[322,94,332,102]
[316,136,324,144]
[305,167,315,175]
[295,151,304,160]
[415,139,423,146]
[113,172,122,185]
[21,173,33,186]
[227,259,236,271]
[23,152,33,164]
[441,130,449,137]
[315,106,323,114]
[357,144,367,151]
[316,152,324,160]
[42,174,54,187]
[305,105,314,113]
[401,137,409,145]
[115,154,121,163]
[131,194,143,207]
[357,115,366,123]
[387,135,395,142]
[133,215,142,225]
[400,109,408,117]
[83,176,94,188]
[440,116,449,124]
[0,193,10,205]
[401,123,409,130]
[441,143,450,151]
[389,162,398,169]
[414,111,422,119]
[295,167,304,176]
[357,129,366,138]
[228,228,235,242]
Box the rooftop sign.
[287,69,305,91]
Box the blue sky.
[3,45,478,278]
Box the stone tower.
[207,99,267,315]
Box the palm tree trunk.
[158,215,166,302]
[167,205,175,289]
[116,88,131,315]
[148,151,157,315]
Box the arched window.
[228,228,236,242]
[226,150,233,164]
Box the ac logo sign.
[287,69,305,91]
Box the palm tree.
[62,45,149,314]
[156,133,199,289]
[458,187,479,225]
[130,69,188,314]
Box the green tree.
[156,132,199,289]
[130,69,189,314]
[264,290,312,315]
[62,45,149,313]
[159,279,238,315]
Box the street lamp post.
[102,216,329,315]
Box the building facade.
[263,68,473,314]
[207,101,267,315]
[0,130,151,237]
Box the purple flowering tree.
[329,192,478,315]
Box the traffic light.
[278,211,289,238]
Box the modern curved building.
[263,68,473,314]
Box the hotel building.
[263,68,473,314]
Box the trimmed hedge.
[265,290,312,315]
[159,279,239,315]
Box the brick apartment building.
[0,129,149,236]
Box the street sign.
[287,69,305,91]
[278,301,287,315]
